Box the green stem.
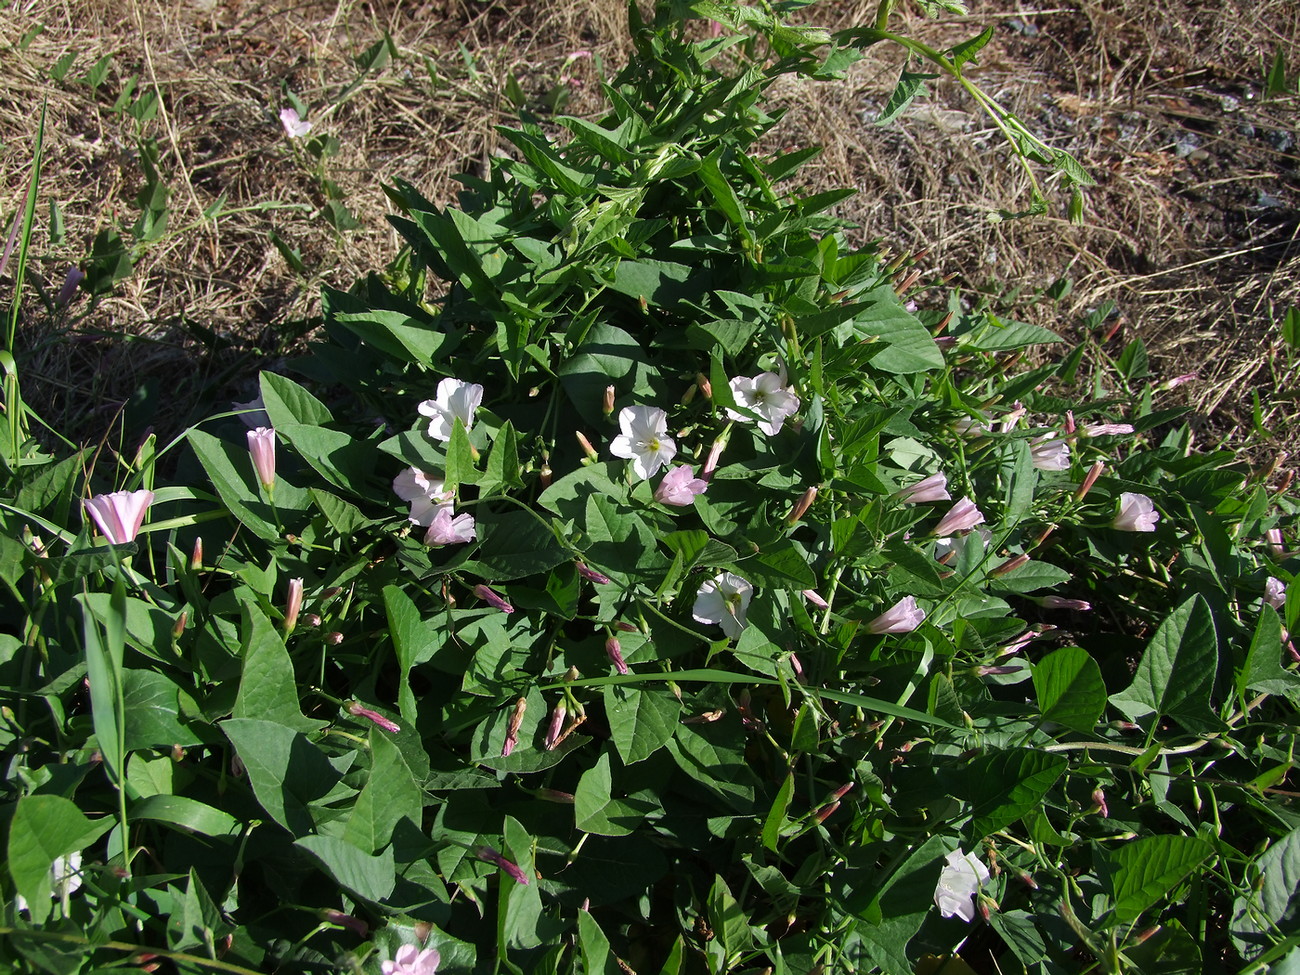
[0,926,265,975]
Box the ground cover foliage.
[1,2,1300,974]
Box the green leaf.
[129,795,238,837]
[278,422,381,496]
[482,420,523,494]
[1231,825,1300,961]
[964,749,1067,841]
[295,835,396,903]
[1034,646,1106,734]
[259,371,332,426]
[121,669,204,750]
[1001,439,1038,523]
[221,718,340,834]
[950,27,994,70]
[761,772,794,852]
[607,258,698,308]
[1110,594,1222,733]
[584,494,664,587]
[603,685,680,765]
[574,752,656,837]
[577,911,621,975]
[7,795,113,921]
[80,580,126,784]
[470,509,570,581]
[875,68,936,126]
[1108,835,1212,922]
[1240,606,1300,701]
[708,874,753,960]
[309,487,368,535]
[344,732,422,854]
[853,285,943,373]
[233,593,325,732]
[384,585,438,723]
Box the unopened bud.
[190,537,203,570]
[1074,460,1104,501]
[324,631,344,645]
[575,431,599,462]
[474,584,514,614]
[813,800,840,824]
[976,664,1023,676]
[320,909,368,937]
[1033,595,1091,611]
[614,620,638,632]
[172,611,187,639]
[696,373,712,399]
[1064,410,1075,434]
[539,463,552,488]
[1091,788,1108,818]
[535,788,575,803]
[787,486,817,524]
[347,701,400,734]
[990,553,1029,576]
[303,613,322,628]
[172,744,185,762]
[602,385,616,417]
[284,578,304,635]
[544,702,567,750]
[680,383,697,405]
[1017,870,1039,890]
[576,562,611,585]
[701,435,727,480]
[605,637,628,675]
[503,697,527,757]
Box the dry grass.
[1,0,1297,470]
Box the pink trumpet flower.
[895,472,950,504]
[867,596,926,635]
[83,490,155,545]
[932,497,986,537]
[1113,492,1159,532]
[654,465,708,506]
[247,427,277,491]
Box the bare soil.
[1,0,1296,472]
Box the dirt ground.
[1,0,1296,468]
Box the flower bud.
[347,701,400,734]
[1091,788,1108,818]
[320,909,369,937]
[324,631,344,645]
[190,536,203,570]
[575,561,611,585]
[503,697,527,757]
[544,702,567,751]
[473,584,514,614]
[787,486,817,524]
[536,788,576,803]
[1033,595,1091,611]
[172,612,187,639]
[247,427,277,492]
[284,578,304,635]
[813,800,840,824]
[701,435,727,480]
[695,373,712,399]
[602,385,616,417]
[477,846,530,885]
[991,554,1030,576]
[1074,460,1104,501]
[575,431,599,462]
[605,637,628,675]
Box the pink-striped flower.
[279,107,312,138]
[932,497,985,537]
[727,372,800,436]
[610,406,677,479]
[895,472,950,504]
[1030,435,1070,472]
[866,596,926,635]
[247,427,277,491]
[692,572,753,639]
[418,378,484,442]
[424,508,476,546]
[1084,422,1135,437]
[1113,492,1159,532]
[477,846,529,885]
[393,467,453,527]
[1265,576,1287,610]
[381,944,440,975]
[802,589,829,609]
[83,490,155,545]
[654,465,708,506]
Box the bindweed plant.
[1,2,1298,974]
